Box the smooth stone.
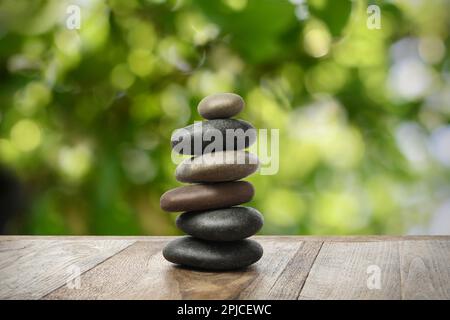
[163,236,263,270]
[171,119,256,155]
[176,206,263,241]
[160,181,254,212]
[175,150,259,183]
[197,93,245,119]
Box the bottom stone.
[163,236,263,270]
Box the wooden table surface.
[0,236,449,300]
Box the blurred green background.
[0,0,449,235]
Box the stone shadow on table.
[163,263,260,298]
[170,263,260,273]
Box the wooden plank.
[45,240,181,300]
[400,240,450,299]
[45,241,300,299]
[48,239,316,300]
[1,235,449,241]
[299,241,401,300]
[2,237,450,300]
[0,239,135,300]
[239,239,322,299]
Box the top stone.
[198,93,245,119]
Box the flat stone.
[176,206,263,241]
[160,181,254,212]
[197,93,245,119]
[163,236,263,270]
[175,150,259,183]
[171,119,256,155]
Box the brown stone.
[160,181,254,212]
[197,93,245,119]
[175,150,259,183]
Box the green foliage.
[0,0,449,235]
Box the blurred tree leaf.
[196,0,297,63]
[309,0,352,36]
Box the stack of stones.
[160,93,264,271]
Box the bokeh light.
[10,119,42,152]
[0,0,449,235]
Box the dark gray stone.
[160,181,254,212]
[176,150,259,183]
[163,236,263,270]
[171,119,256,155]
[197,93,244,119]
[176,206,263,241]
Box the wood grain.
[299,241,401,299]
[399,240,450,299]
[239,239,322,299]
[0,239,135,300]
[2,235,449,241]
[45,240,177,300]
[1,236,449,300]
[46,238,322,300]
